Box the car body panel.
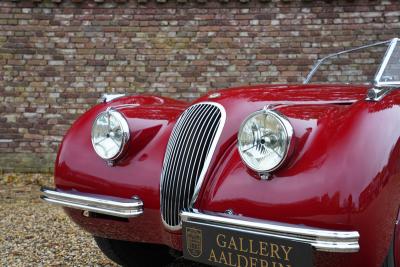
[395,208,400,267]
[54,85,400,267]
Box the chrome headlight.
[91,109,130,161]
[238,109,294,174]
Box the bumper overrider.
[40,188,359,254]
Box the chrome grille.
[160,102,225,229]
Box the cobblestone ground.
[0,173,202,267]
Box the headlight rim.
[237,108,295,174]
[91,109,130,161]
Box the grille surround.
[160,102,226,230]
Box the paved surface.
[0,174,203,267]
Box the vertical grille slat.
[161,105,198,224]
[185,112,220,208]
[181,110,216,210]
[163,105,205,226]
[167,106,207,226]
[173,106,214,226]
[160,110,189,223]
[160,102,225,229]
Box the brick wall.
[0,0,399,172]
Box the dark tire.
[94,236,176,267]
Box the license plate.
[183,220,314,267]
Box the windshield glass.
[376,39,400,85]
[304,38,399,86]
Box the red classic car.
[41,38,400,267]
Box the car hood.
[190,84,370,151]
[189,84,371,163]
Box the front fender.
[55,94,187,207]
[197,99,400,267]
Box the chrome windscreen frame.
[303,38,399,87]
[374,38,400,86]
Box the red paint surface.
[395,208,400,267]
[55,85,400,267]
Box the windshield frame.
[303,38,399,87]
[374,38,400,86]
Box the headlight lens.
[91,109,130,160]
[238,109,294,173]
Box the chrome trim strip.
[181,210,360,253]
[374,38,399,86]
[176,106,214,223]
[303,39,393,84]
[365,87,393,101]
[170,106,207,226]
[161,105,206,230]
[160,102,226,230]
[40,187,143,218]
[190,102,226,206]
[101,93,126,103]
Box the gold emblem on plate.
[186,227,203,258]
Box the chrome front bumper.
[41,188,359,253]
[181,210,360,253]
[40,187,143,218]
